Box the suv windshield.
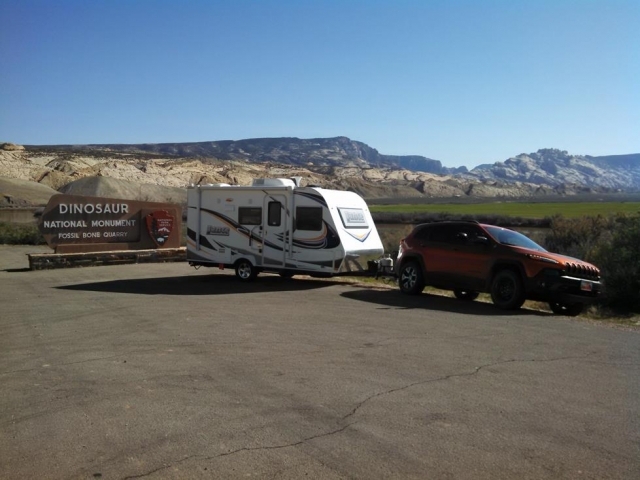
[483,226,547,252]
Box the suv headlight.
[527,254,559,264]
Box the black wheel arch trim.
[398,254,426,273]
[488,260,526,289]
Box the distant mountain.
[29,136,465,175]
[7,138,622,207]
[14,139,640,195]
[471,149,640,190]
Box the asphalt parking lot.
[1,245,639,479]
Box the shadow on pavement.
[341,288,550,317]
[56,274,341,296]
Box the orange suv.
[395,221,601,316]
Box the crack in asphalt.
[266,332,520,361]
[121,423,355,479]
[342,352,598,421]
[3,340,378,376]
[215,423,355,458]
[585,361,640,367]
[0,348,159,376]
[0,342,209,376]
[120,455,199,480]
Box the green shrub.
[543,214,615,260]
[0,222,46,245]
[591,217,640,312]
[543,214,640,313]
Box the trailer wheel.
[235,259,257,281]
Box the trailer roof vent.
[252,178,296,187]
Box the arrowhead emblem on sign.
[145,210,175,247]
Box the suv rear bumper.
[528,273,602,305]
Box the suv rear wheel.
[399,261,424,295]
[490,270,525,310]
[453,290,479,301]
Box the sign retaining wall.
[28,247,186,271]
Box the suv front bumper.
[528,273,602,305]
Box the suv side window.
[413,226,431,241]
[451,225,486,245]
[428,225,455,243]
[424,224,486,245]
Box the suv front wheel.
[490,270,525,310]
[399,261,425,295]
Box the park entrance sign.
[39,194,182,253]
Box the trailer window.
[238,207,262,225]
[296,207,323,231]
[337,207,369,229]
[268,201,282,226]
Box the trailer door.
[261,195,290,268]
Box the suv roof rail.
[416,220,480,226]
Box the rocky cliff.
[28,136,465,175]
[471,148,640,190]
[1,140,635,206]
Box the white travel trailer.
[186,178,384,280]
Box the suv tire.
[453,290,479,301]
[399,261,425,295]
[490,270,525,310]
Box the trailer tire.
[235,259,257,281]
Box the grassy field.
[369,201,640,218]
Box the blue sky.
[1,0,638,168]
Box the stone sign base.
[28,247,186,271]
